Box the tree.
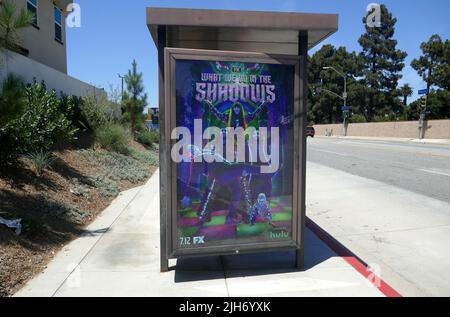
[411,34,450,91]
[399,84,413,106]
[411,34,450,120]
[308,45,362,124]
[123,60,147,134]
[358,4,407,121]
[408,90,450,120]
[0,74,25,127]
[0,0,34,74]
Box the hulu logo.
[269,230,289,239]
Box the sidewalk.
[317,135,450,145]
[307,162,450,296]
[16,170,386,297]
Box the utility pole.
[322,66,349,136]
[118,73,126,102]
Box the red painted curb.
[306,217,402,298]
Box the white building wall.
[0,50,105,98]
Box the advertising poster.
[174,59,295,250]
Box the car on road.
[306,126,316,138]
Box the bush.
[81,94,123,131]
[60,94,87,130]
[26,149,55,176]
[95,123,131,154]
[1,81,77,159]
[136,130,159,147]
[349,114,367,123]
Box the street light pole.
[323,66,349,136]
[118,73,126,102]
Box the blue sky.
[67,0,450,108]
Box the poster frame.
[163,48,303,259]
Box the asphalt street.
[307,138,450,203]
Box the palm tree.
[0,0,34,75]
[399,84,413,106]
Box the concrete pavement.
[306,161,450,297]
[16,170,385,297]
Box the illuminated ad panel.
[171,54,299,253]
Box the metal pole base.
[161,259,169,273]
[295,249,304,270]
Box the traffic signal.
[420,95,428,108]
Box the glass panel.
[28,0,38,7]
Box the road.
[308,138,450,203]
[306,137,450,296]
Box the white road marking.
[419,169,450,177]
[309,148,352,157]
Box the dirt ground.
[0,142,157,297]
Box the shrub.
[349,114,367,123]
[95,123,131,154]
[12,81,77,153]
[26,149,55,176]
[60,94,88,130]
[81,94,123,131]
[136,130,159,147]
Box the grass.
[25,150,55,176]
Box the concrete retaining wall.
[314,120,450,140]
[0,50,105,98]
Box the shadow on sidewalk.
[174,228,339,283]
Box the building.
[0,0,104,97]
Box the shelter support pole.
[158,26,169,273]
[296,32,308,270]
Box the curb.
[306,217,402,298]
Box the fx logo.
[193,236,205,245]
[366,3,381,28]
[66,3,81,28]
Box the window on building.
[27,0,38,26]
[54,6,63,43]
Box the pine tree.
[358,4,407,121]
[411,34,449,91]
[123,60,147,134]
[410,34,450,120]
